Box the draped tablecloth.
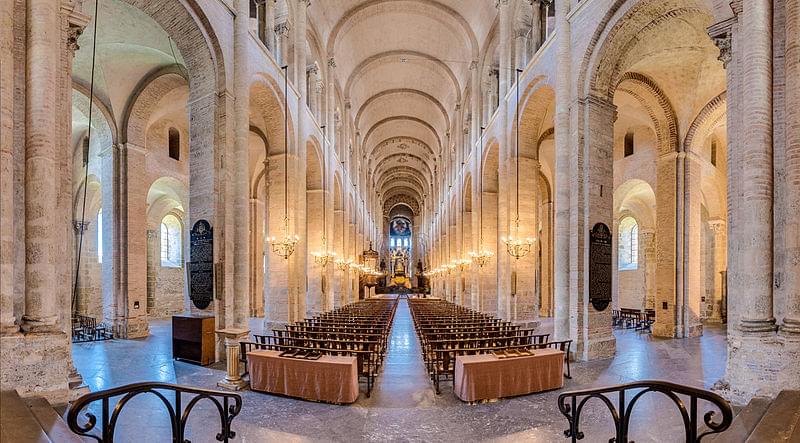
[247,350,359,404]
[453,349,564,402]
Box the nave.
[67,297,727,442]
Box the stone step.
[746,390,800,443]
[0,390,51,443]
[704,396,771,443]
[24,397,88,443]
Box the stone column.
[641,229,656,310]
[481,191,498,315]
[513,157,539,327]
[470,61,480,146]
[120,144,149,337]
[707,220,726,322]
[215,328,250,390]
[265,153,291,331]
[531,0,543,53]
[0,0,14,334]
[540,200,554,317]
[306,189,324,316]
[21,0,59,332]
[248,198,261,316]
[783,0,800,334]
[294,0,309,93]
[738,0,775,333]
[275,22,291,67]
[265,0,276,52]
[574,95,616,360]
[497,0,511,97]
[553,0,571,341]
[233,0,251,328]
[682,154,704,337]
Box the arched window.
[624,131,635,157]
[160,214,182,267]
[97,209,103,263]
[710,137,718,167]
[618,217,639,271]
[168,128,180,161]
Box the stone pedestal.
[215,328,250,391]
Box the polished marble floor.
[71,300,728,442]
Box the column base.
[217,378,249,391]
[780,318,800,335]
[20,315,59,333]
[739,317,778,334]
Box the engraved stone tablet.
[189,220,214,310]
[589,222,612,311]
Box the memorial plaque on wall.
[589,222,612,311]
[188,220,214,310]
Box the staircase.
[706,390,800,442]
[0,390,87,442]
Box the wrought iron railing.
[66,381,243,442]
[557,380,733,442]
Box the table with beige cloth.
[247,350,359,404]
[453,348,565,402]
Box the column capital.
[274,21,291,37]
[708,18,736,69]
[707,218,726,233]
[469,60,479,70]
[298,0,311,6]
[73,220,91,233]
[327,57,336,69]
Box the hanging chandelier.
[268,66,300,259]
[469,126,495,267]
[502,68,535,260]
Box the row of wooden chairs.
[240,298,397,397]
[71,315,112,342]
[612,308,655,331]
[409,299,573,394]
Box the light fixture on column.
[268,65,300,259]
[502,68,535,260]
[311,125,337,266]
[469,126,495,267]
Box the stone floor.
[71,301,728,442]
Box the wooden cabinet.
[172,315,215,366]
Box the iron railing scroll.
[67,381,243,443]
[557,380,733,443]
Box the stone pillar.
[275,22,291,67]
[573,96,616,360]
[481,191,498,315]
[497,0,511,97]
[21,0,59,332]
[265,0,276,52]
[294,0,309,94]
[641,229,656,310]
[120,144,149,338]
[0,0,14,334]
[470,61,481,146]
[233,0,251,328]
[215,328,250,390]
[682,154,704,337]
[513,157,539,327]
[553,0,571,341]
[539,201,554,317]
[783,0,800,334]
[306,189,324,316]
[531,0,543,53]
[707,220,726,322]
[265,154,291,330]
[738,0,775,333]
